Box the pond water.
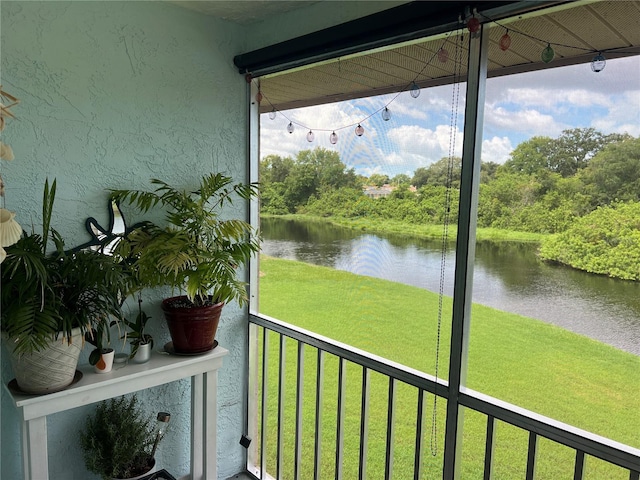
[260,217,640,355]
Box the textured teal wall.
[0,2,249,479]
[0,1,401,478]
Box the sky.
[260,56,640,178]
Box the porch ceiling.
[249,0,640,112]
[175,1,640,113]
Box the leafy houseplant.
[1,180,131,393]
[110,173,260,354]
[85,322,115,373]
[123,294,154,363]
[79,395,159,480]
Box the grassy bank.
[257,256,640,479]
[261,213,546,244]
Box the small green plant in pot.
[123,293,154,363]
[85,321,115,373]
[79,394,164,480]
[1,179,131,393]
[110,173,261,354]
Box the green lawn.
[257,255,640,479]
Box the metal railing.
[246,313,640,480]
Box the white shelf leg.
[191,374,204,480]
[204,370,217,480]
[25,416,47,480]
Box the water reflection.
[261,217,640,355]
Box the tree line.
[260,128,640,280]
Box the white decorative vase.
[131,342,151,364]
[94,348,115,373]
[0,208,22,247]
[5,328,83,394]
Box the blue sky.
[260,56,640,178]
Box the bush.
[79,395,156,480]
[540,202,640,280]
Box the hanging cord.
[431,28,463,457]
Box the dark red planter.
[161,296,223,354]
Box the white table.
[5,345,228,480]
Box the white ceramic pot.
[132,342,151,364]
[4,328,83,394]
[94,348,115,373]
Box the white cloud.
[591,90,640,137]
[485,104,566,136]
[482,136,513,164]
[387,124,463,168]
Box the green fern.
[110,173,261,306]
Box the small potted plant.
[110,173,261,354]
[79,394,167,480]
[1,179,132,393]
[123,293,154,363]
[85,322,115,374]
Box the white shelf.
[5,345,228,480]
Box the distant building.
[363,184,395,199]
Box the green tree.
[390,173,411,187]
[260,154,294,184]
[368,173,390,187]
[411,167,430,188]
[425,157,461,188]
[581,136,640,206]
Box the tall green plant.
[1,179,131,354]
[110,173,261,307]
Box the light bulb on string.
[467,17,480,34]
[355,124,364,137]
[437,48,449,63]
[382,107,391,121]
[499,31,511,51]
[268,109,277,120]
[329,131,338,145]
[287,122,294,134]
[591,52,606,72]
[255,91,263,103]
[306,130,315,142]
[410,82,421,98]
[541,43,555,63]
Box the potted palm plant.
[110,173,260,354]
[1,179,132,393]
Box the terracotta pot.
[162,296,223,354]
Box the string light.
[260,15,609,140]
[410,82,421,98]
[466,16,480,34]
[499,30,511,51]
[591,52,606,72]
[541,43,555,63]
